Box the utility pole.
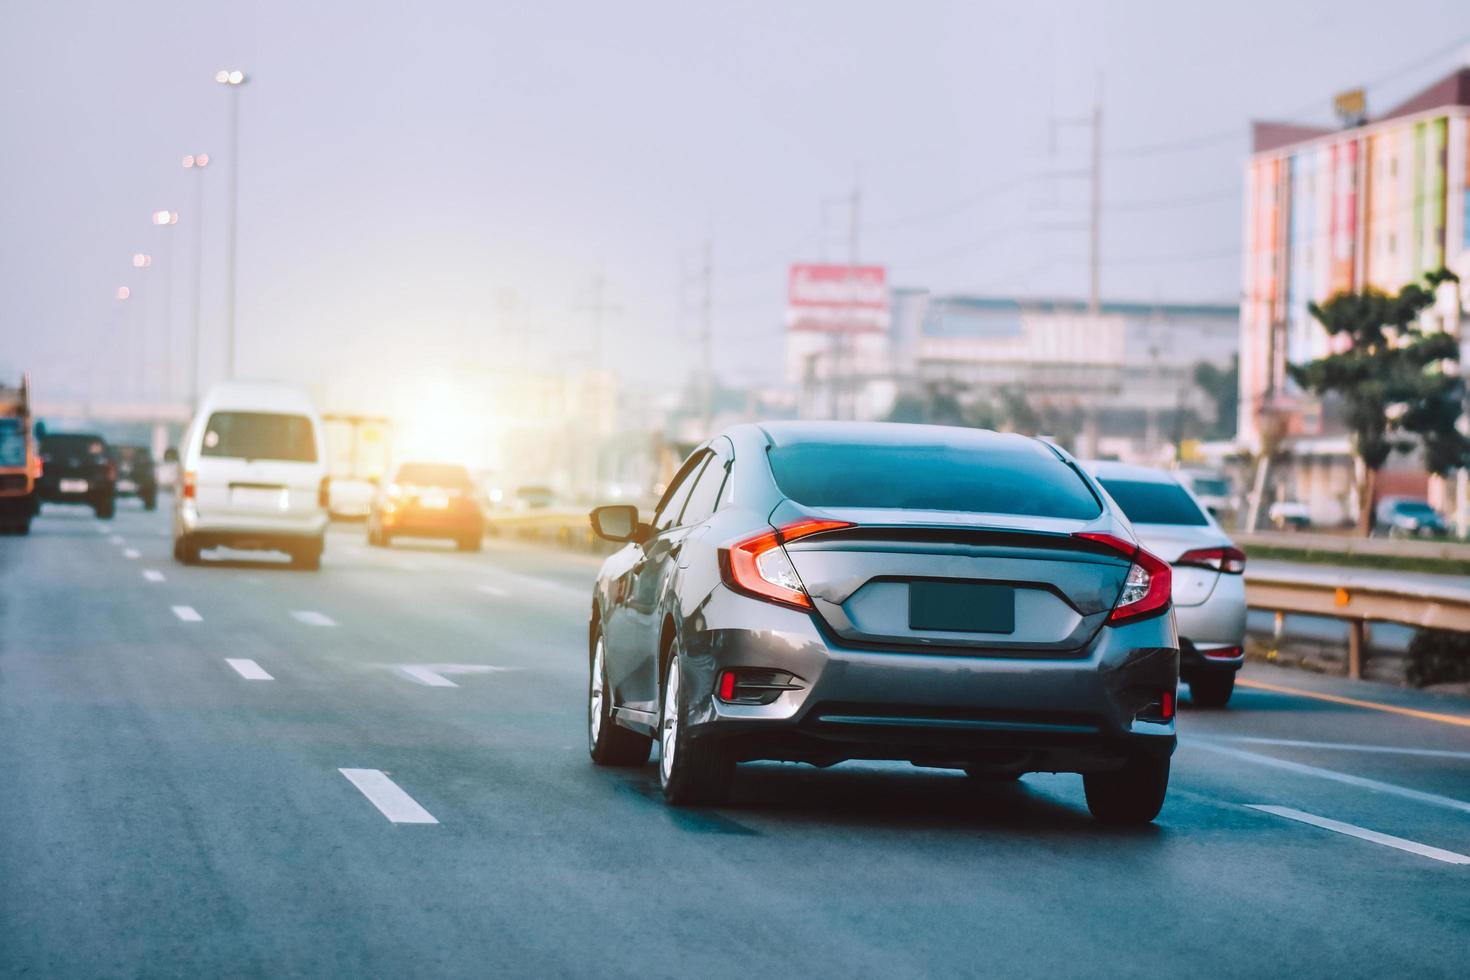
[1088,101,1101,317]
[182,153,210,406]
[698,236,714,434]
[845,183,861,420]
[216,70,248,379]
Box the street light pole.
[182,153,210,406]
[151,210,178,402]
[131,253,152,399]
[215,69,247,380]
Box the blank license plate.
[59,478,88,493]
[117,479,137,492]
[231,487,286,510]
[909,582,1015,634]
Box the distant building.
[1239,67,1470,523]
[789,290,1238,461]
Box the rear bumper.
[1175,574,1246,675]
[679,585,1178,773]
[177,500,328,545]
[379,508,483,537]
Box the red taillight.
[1073,531,1172,624]
[1177,546,1246,574]
[719,519,853,610]
[106,463,118,481]
[29,455,42,479]
[182,471,196,499]
[717,670,737,702]
[1202,645,1243,660]
[1161,689,1175,721]
[319,476,331,508]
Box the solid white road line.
[1199,735,1470,762]
[142,570,165,583]
[123,548,140,559]
[290,610,337,627]
[171,605,202,622]
[476,584,508,597]
[1247,805,1470,865]
[1193,742,1470,815]
[338,769,438,824]
[225,658,274,680]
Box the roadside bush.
[1405,628,1470,687]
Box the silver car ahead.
[586,422,1179,824]
[1085,461,1247,707]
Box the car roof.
[200,381,318,416]
[1080,460,1183,485]
[754,420,1053,455]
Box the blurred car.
[0,376,39,535]
[588,423,1179,824]
[513,485,556,510]
[367,461,484,551]
[37,432,116,519]
[1087,461,1246,708]
[173,382,329,569]
[1177,468,1236,520]
[157,447,180,494]
[1374,496,1447,538]
[111,445,158,510]
[1268,500,1312,531]
[327,476,378,520]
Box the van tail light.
[719,519,853,610]
[1073,532,1172,625]
[29,454,42,479]
[319,476,331,508]
[106,462,118,482]
[182,471,197,499]
[1176,546,1246,574]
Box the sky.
[3,0,1470,410]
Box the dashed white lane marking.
[339,769,438,824]
[123,548,140,559]
[142,570,165,583]
[225,658,274,681]
[1247,805,1470,865]
[476,584,508,597]
[1201,735,1470,761]
[395,664,510,688]
[290,610,337,627]
[1194,742,1470,815]
[171,605,202,622]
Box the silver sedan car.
[587,423,1179,824]
[1085,461,1247,707]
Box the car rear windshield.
[42,434,108,457]
[202,412,317,463]
[767,440,1101,519]
[1099,479,1208,526]
[396,463,472,489]
[0,418,25,467]
[1391,500,1437,516]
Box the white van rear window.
[203,412,316,463]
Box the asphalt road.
[2,504,1468,979]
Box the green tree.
[1288,269,1467,535]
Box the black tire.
[294,539,323,571]
[457,535,482,552]
[94,498,115,520]
[143,493,157,512]
[174,535,200,565]
[15,517,30,535]
[587,628,653,766]
[1083,755,1170,825]
[1189,672,1235,708]
[658,646,734,806]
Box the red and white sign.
[786,263,889,333]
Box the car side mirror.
[590,504,647,543]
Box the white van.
[173,382,329,569]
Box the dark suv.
[38,433,117,519]
[111,445,158,510]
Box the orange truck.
[0,374,40,534]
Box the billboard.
[786,263,889,332]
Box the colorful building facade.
[1239,69,1470,448]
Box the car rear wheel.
[94,498,115,519]
[1083,755,1169,825]
[293,539,323,571]
[174,536,200,565]
[658,646,734,806]
[143,493,157,511]
[1188,672,1235,708]
[457,535,482,553]
[587,632,652,766]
